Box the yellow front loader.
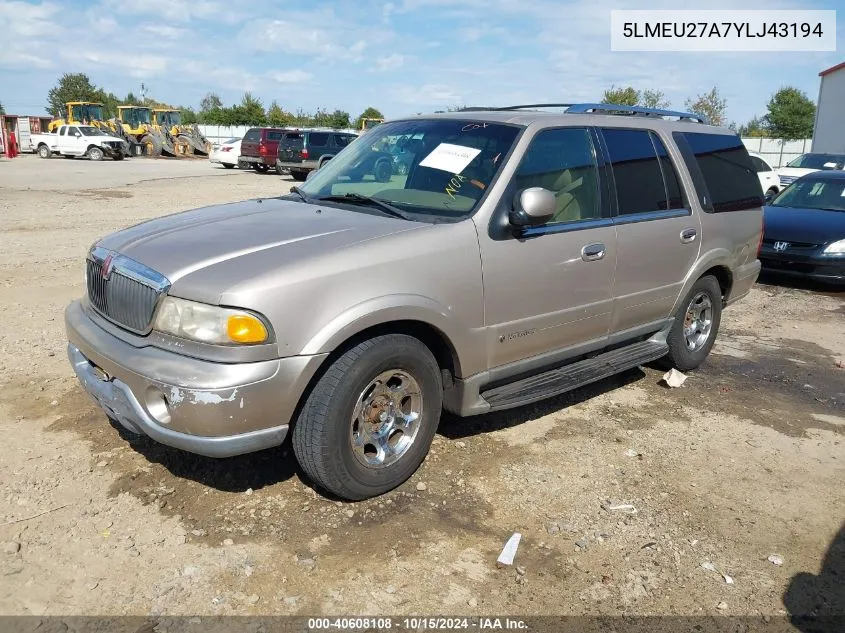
[116,105,176,157]
[152,109,211,156]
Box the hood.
[95,197,424,298]
[94,134,125,144]
[763,205,845,244]
[774,167,818,179]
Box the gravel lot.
[0,154,843,619]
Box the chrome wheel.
[350,370,423,468]
[683,291,713,351]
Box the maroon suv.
[238,127,289,173]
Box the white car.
[774,152,845,189]
[209,137,242,169]
[747,152,781,196]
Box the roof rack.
[455,103,709,124]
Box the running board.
[480,340,668,410]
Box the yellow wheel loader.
[360,117,384,131]
[152,109,211,156]
[116,105,175,157]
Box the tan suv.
[65,103,763,500]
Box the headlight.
[823,239,845,255]
[153,296,269,345]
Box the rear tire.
[255,163,269,173]
[38,144,51,159]
[662,275,722,372]
[292,334,443,500]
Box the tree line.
[599,84,816,140]
[42,73,384,130]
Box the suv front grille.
[86,249,170,334]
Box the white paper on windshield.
[824,162,837,168]
[419,143,482,174]
[841,187,845,197]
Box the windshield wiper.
[288,186,310,203]
[316,193,415,221]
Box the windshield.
[71,104,104,123]
[121,107,151,126]
[78,126,104,136]
[157,111,181,127]
[786,154,845,170]
[297,119,521,221]
[770,178,845,212]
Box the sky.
[0,0,842,125]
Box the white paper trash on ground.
[663,368,688,388]
[497,532,522,567]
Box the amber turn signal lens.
[226,314,267,344]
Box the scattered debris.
[835,359,844,369]
[3,504,69,526]
[515,566,526,576]
[767,554,784,566]
[455,441,466,449]
[662,368,687,388]
[496,532,521,567]
[701,561,734,584]
[416,482,427,492]
[246,594,259,605]
[625,448,640,458]
[468,597,478,608]
[547,523,561,535]
[717,601,728,610]
[575,538,589,551]
[345,510,355,519]
[385,585,396,594]
[244,488,253,496]
[2,541,21,555]
[296,554,316,570]
[641,541,657,550]
[600,501,638,514]
[222,539,234,546]
[86,581,99,591]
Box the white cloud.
[375,53,405,72]
[238,17,377,63]
[393,83,463,106]
[269,69,313,83]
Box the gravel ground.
[0,154,843,620]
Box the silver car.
[65,103,763,500]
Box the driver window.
[68,126,80,137]
[513,128,600,224]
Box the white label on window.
[419,143,481,174]
[823,162,837,168]
[840,187,845,197]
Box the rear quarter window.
[673,132,764,212]
[243,128,261,142]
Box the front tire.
[87,147,104,161]
[292,334,443,500]
[663,275,722,372]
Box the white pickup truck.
[30,124,128,161]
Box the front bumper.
[759,248,845,283]
[65,300,327,458]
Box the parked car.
[238,127,288,173]
[759,170,845,284]
[64,104,763,500]
[209,137,242,169]
[276,130,358,181]
[775,152,845,189]
[30,124,127,161]
[747,151,780,195]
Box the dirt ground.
[0,154,843,620]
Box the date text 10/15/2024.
[307,617,529,630]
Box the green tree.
[327,109,351,128]
[200,92,222,114]
[737,115,769,137]
[232,92,266,125]
[641,89,670,109]
[0,101,4,115]
[764,87,815,140]
[601,85,640,106]
[684,87,727,126]
[124,91,138,105]
[181,107,198,125]
[267,100,292,127]
[46,73,107,118]
[355,106,384,128]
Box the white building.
[812,61,845,153]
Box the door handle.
[581,242,605,261]
[680,228,697,244]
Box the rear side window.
[243,128,260,142]
[308,133,329,147]
[673,132,763,212]
[749,155,771,172]
[334,134,354,147]
[266,130,284,141]
[651,133,685,209]
[601,128,669,215]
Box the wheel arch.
[672,250,736,313]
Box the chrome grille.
[86,249,169,333]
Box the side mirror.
[509,187,555,227]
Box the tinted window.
[602,128,668,215]
[770,177,845,212]
[786,153,845,170]
[266,130,284,141]
[334,134,354,147]
[675,132,763,212]
[513,127,601,224]
[243,128,260,142]
[651,132,685,209]
[749,155,771,172]
[308,133,329,146]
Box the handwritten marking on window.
[462,122,489,132]
[446,173,468,199]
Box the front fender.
[299,294,485,377]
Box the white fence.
[196,125,811,168]
[740,137,813,168]
[198,125,359,146]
